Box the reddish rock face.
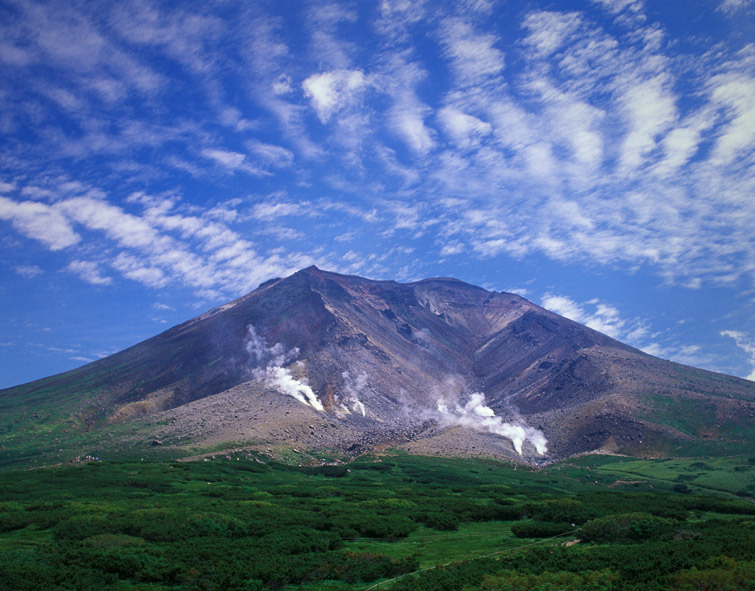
[3,266,754,462]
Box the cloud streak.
[721,331,755,381]
[0,0,752,382]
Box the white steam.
[245,326,324,412]
[437,392,548,455]
[340,371,368,417]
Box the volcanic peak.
[1,267,753,465]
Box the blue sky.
[0,0,754,389]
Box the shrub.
[479,568,619,590]
[491,502,527,521]
[326,552,419,584]
[81,533,146,547]
[55,514,117,540]
[304,465,349,478]
[526,499,594,524]
[0,511,33,533]
[511,521,574,538]
[418,510,460,531]
[332,512,417,539]
[184,511,248,538]
[672,557,754,591]
[579,512,673,544]
[359,498,417,512]
[257,527,342,554]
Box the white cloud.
[717,0,755,15]
[438,107,491,147]
[112,253,169,288]
[70,356,94,363]
[378,56,435,154]
[439,241,465,256]
[375,0,427,43]
[391,103,435,154]
[302,69,367,123]
[246,141,294,168]
[0,182,321,298]
[591,0,645,14]
[14,265,43,278]
[506,287,529,297]
[542,294,588,324]
[201,149,245,169]
[201,148,272,177]
[251,200,307,221]
[541,294,630,340]
[334,231,355,242]
[20,186,55,200]
[59,197,159,250]
[272,73,293,95]
[383,200,426,233]
[591,0,646,25]
[522,11,582,57]
[257,226,304,241]
[618,75,678,174]
[655,126,704,175]
[707,74,755,166]
[539,294,732,372]
[306,3,359,70]
[243,15,323,159]
[721,330,755,381]
[0,197,80,251]
[66,260,112,286]
[0,0,753,304]
[439,18,505,86]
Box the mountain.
[1,266,753,466]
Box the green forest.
[0,452,753,590]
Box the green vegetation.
[634,394,755,457]
[0,453,752,590]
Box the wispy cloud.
[617,75,677,174]
[303,69,367,123]
[0,0,753,380]
[70,356,94,363]
[200,149,270,176]
[246,141,294,168]
[0,180,323,300]
[721,330,755,380]
[251,198,309,221]
[591,0,647,26]
[438,17,505,87]
[539,293,726,370]
[717,0,755,15]
[541,294,633,341]
[0,197,80,251]
[14,265,43,278]
[66,260,112,286]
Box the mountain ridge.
[1,267,753,466]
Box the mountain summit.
[2,267,753,465]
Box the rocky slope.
[1,266,753,465]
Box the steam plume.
[340,371,368,416]
[245,326,324,412]
[437,392,547,455]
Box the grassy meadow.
[0,452,752,590]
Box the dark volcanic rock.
[1,266,754,463]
